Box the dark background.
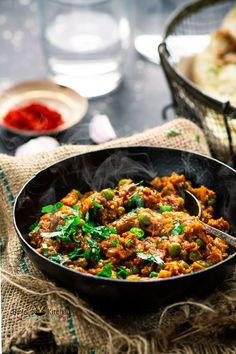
[0,0,191,155]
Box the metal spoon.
[184,190,236,248]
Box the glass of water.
[39,0,130,98]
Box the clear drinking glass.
[39,0,130,98]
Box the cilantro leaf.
[149,271,158,277]
[92,196,103,209]
[41,202,63,214]
[85,212,90,222]
[117,266,129,279]
[29,221,40,232]
[207,198,216,206]
[135,180,144,186]
[91,196,104,216]
[41,242,48,257]
[86,237,98,248]
[136,252,164,266]
[85,237,101,262]
[172,220,185,236]
[49,254,68,264]
[69,247,83,260]
[124,238,133,248]
[82,223,94,234]
[97,262,113,278]
[82,223,116,240]
[111,239,121,247]
[128,194,144,208]
[166,129,181,137]
[195,134,200,143]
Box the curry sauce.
[29,173,229,280]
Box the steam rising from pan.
[15,147,236,236]
[78,151,158,191]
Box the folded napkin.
[1,118,235,354]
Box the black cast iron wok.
[14,146,236,309]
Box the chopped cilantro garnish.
[86,237,98,248]
[110,227,117,234]
[40,213,82,243]
[111,239,121,247]
[124,238,133,248]
[69,247,83,260]
[136,252,164,266]
[117,266,129,279]
[85,237,100,262]
[128,194,144,208]
[49,254,68,264]
[130,227,145,239]
[159,204,173,213]
[172,220,184,236]
[135,180,144,186]
[149,271,158,278]
[55,216,81,243]
[195,134,200,143]
[208,198,216,206]
[42,243,48,257]
[166,129,181,137]
[127,209,138,216]
[82,223,116,240]
[97,262,113,278]
[29,221,40,232]
[85,212,90,222]
[91,196,104,216]
[41,202,63,214]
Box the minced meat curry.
[29,173,229,280]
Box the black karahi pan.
[13,146,236,309]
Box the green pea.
[168,243,181,257]
[117,206,125,216]
[118,179,132,186]
[138,212,152,227]
[189,251,200,261]
[149,271,158,278]
[207,198,216,206]
[102,188,114,200]
[178,260,189,269]
[196,238,204,248]
[130,227,145,239]
[195,260,209,268]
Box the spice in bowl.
[3,101,64,132]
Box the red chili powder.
[3,102,64,131]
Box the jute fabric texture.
[1,118,236,354]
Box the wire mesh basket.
[159,0,236,166]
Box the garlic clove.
[89,114,117,144]
[15,136,59,157]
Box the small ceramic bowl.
[0,80,88,136]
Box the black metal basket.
[159,0,236,166]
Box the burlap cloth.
[1,118,236,354]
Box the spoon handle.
[201,221,236,248]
